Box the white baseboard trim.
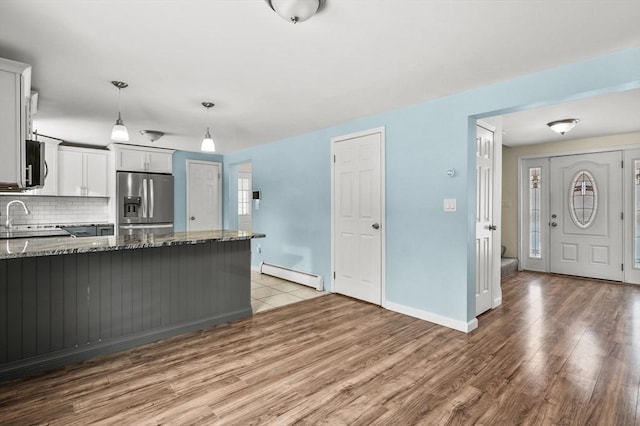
[251,265,261,273]
[492,296,502,308]
[384,301,478,333]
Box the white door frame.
[624,149,640,284]
[186,159,222,231]
[330,126,386,306]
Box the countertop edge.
[1,231,266,260]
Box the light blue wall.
[173,150,224,231]
[223,47,640,325]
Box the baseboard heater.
[258,262,324,291]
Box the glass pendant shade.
[110,81,129,142]
[547,118,579,135]
[201,128,216,152]
[111,113,129,141]
[268,0,320,23]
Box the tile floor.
[251,270,328,313]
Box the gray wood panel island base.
[0,230,265,381]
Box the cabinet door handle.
[26,165,33,185]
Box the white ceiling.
[1,0,639,153]
[489,88,640,147]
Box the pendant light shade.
[201,102,216,152]
[266,0,323,23]
[547,118,579,135]
[111,81,129,142]
[111,112,129,141]
[201,129,216,152]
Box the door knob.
[372,223,380,230]
[551,222,557,227]
[190,216,196,220]
[488,225,497,231]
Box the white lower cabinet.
[58,146,108,197]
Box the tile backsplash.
[0,196,109,226]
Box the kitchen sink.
[0,226,72,240]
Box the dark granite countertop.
[0,230,265,260]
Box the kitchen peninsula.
[0,230,264,381]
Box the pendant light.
[265,0,324,24]
[546,118,579,135]
[201,102,216,152]
[110,81,129,141]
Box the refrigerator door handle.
[142,178,148,218]
[150,179,155,219]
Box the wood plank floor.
[1,271,639,425]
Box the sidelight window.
[238,177,250,216]
[529,167,541,258]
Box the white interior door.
[238,168,252,232]
[187,160,221,231]
[475,124,498,315]
[333,129,383,305]
[549,151,623,281]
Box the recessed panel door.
[476,124,495,315]
[187,161,221,231]
[333,131,382,305]
[549,151,623,281]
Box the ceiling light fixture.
[546,118,579,135]
[140,130,164,142]
[201,102,216,152]
[265,0,324,24]
[110,81,129,142]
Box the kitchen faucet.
[5,200,31,229]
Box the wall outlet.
[444,199,457,212]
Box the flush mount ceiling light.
[140,130,164,142]
[265,0,324,24]
[110,81,129,142]
[201,102,216,152]
[547,118,579,135]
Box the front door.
[549,151,623,281]
[333,129,383,305]
[187,160,221,231]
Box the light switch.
[444,199,457,212]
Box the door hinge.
[621,212,624,220]
[333,154,336,163]
[621,160,624,168]
[622,264,624,271]
[333,271,336,279]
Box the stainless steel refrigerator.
[117,171,174,236]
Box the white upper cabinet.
[58,146,109,197]
[0,58,31,191]
[110,144,174,174]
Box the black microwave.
[25,139,45,188]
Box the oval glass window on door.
[569,170,598,228]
